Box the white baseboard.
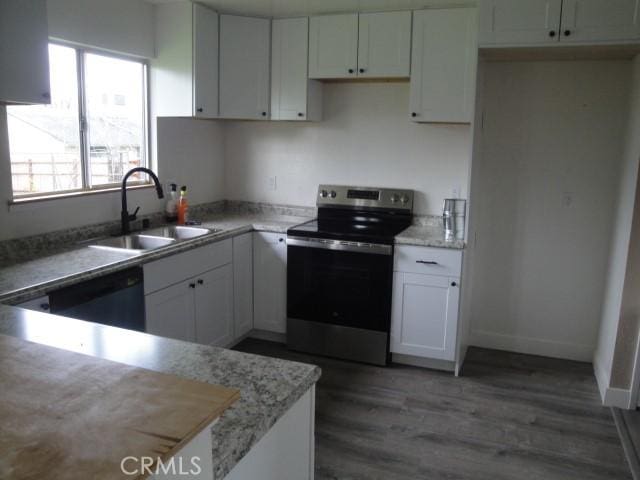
[605,386,633,409]
[470,329,594,362]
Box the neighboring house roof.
[7,111,141,149]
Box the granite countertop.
[0,212,311,305]
[395,224,466,250]
[0,304,321,479]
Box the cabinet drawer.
[394,245,462,277]
[144,239,232,294]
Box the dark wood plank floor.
[234,339,631,480]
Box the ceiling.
[144,0,475,18]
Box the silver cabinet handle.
[416,260,438,265]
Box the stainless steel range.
[286,185,414,365]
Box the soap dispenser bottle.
[177,185,189,225]
[164,183,178,222]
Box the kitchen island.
[0,304,321,479]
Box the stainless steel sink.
[144,225,217,240]
[89,234,176,254]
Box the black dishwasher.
[49,267,145,332]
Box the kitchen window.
[6,43,149,199]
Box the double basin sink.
[89,226,221,254]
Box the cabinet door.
[410,8,477,123]
[479,0,562,45]
[560,0,640,43]
[145,281,196,342]
[193,3,219,118]
[391,272,459,361]
[253,232,287,334]
[308,14,358,79]
[233,233,254,339]
[357,11,411,78]
[271,17,322,121]
[219,15,271,120]
[0,0,50,105]
[194,264,234,347]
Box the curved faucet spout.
[121,167,164,234]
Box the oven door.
[287,237,394,332]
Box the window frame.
[8,41,151,201]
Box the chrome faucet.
[121,167,164,234]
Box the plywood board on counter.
[0,334,240,479]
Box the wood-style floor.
[234,339,631,480]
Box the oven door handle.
[286,236,393,256]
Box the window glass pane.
[84,53,146,186]
[7,44,81,195]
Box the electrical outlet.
[268,176,277,191]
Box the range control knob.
[400,195,409,204]
[390,194,400,203]
[330,190,337,198]
[320,189,328,198]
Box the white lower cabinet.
[391,246,462,362]
[194,264,234,346]
[144,240,234,346]
[253,232,287,334]
[145,279,198,342]
[233,233,254,338]
[145,264,233,346]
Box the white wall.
[0,112,225,241]
[595,55,640,398]
[46,0,155,58]
[469,60,631,362]
[224,83,472,215]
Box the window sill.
[9,184,154,207]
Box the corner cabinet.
[253,232,287,334]
[271,17,322,121]
[0,0,50,105]
[151,2,219,119]
[144,240,234,347]
[479,0,640,46]
[233,233,254,338]
[391,246,463,362]
[409,8,477,124]
[219,15,271,120]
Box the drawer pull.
[416,260,438,265]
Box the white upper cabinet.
[271,17,322,121]
[219,15,271,120]
[479,0,562,46]
[560,0,640,43]
[357,11,412,78]
[152,2,219,118]
[309,12,412,79]
[0,0,50,105]
[410,8,477,124]
[479,0,640,46]
[309,14,359,79]
[192,3,219,117]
